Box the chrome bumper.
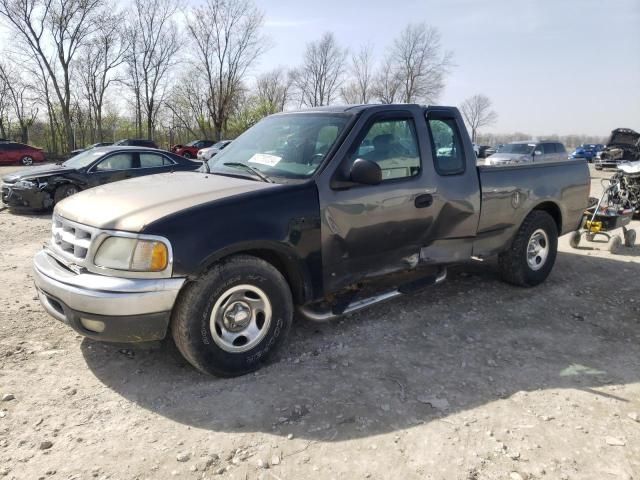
[33,250,186,341]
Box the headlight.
[14,179,37,189]
[94,236,169,272]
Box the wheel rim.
[184,152,192,159]
[210,284,272,353]
[527,228,549,271]
[22,156,33,166]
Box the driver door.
[87,152,137,187]
[318,109,441,292]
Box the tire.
[609,235,622,254]
[624,229,636,248]
[53,184,79,204]
[183,152,193,159]
[21,156,33,166]
[171,254,293,377]
[498,210,558,287]
[569,230,581,249]
[595,166,602,171]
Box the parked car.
[2,146,200,210]
[477,145,493,158]
[196,140,232,161]
[114,138,158,149]
[570,144,603,163]
[595,128,640,170]
[32,104,588,377]
[0,142,46,166]
[485,141,568,165]
[171,140,217,159]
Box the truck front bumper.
[33,250,185,342]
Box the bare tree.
[125,0,180,139]
[186,0,266,140]
[460,94,498,142]
[256,68,292,114]
[0,0,106,151]
[391,23,453,103]
[292,32,347,107]
[0,62,38,142]
[372,56,403,104]
[79,15,128,142]
[166,72,214,139]
[0,71,9,138]
[341,44,374,104]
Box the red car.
[0,142,46,166]
[171,140,216,159]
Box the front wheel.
[171,255,293,377]
[54,184,79,204]
[498,210,558,287]
[21,156,34,166]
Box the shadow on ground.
[81,251,640,441]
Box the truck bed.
[473,160,590,257]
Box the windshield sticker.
[248,153,281,167]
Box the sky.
[254,0,640,136]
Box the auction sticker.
[248,153,281,167]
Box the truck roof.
[277,104,457,115]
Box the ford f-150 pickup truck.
[33,104,590,377]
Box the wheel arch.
[195,241,314,305]
[531,200,562,234]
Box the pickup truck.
[32,104,590,377]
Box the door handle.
[415,193,433,208]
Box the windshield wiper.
[222,162,273,183]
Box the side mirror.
[350,158,382,185]
[534,150,543,156]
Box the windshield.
[63,149,107,168]
[185,140,198,147]
[500,143,535,154]
[208,114,350,180]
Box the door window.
[543,143,556,154]
[535,144,546,154]
[351,118,421,181]
[94,153,134,171]
[140,153,172,168]
[427,116,466,175]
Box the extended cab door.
[317,106,480,293]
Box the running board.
[298,267,447,322]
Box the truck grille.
[50,215,97,262]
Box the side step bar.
[298,267,447,322]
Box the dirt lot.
[0,164,639,480]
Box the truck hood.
[2,164,74,183]
[607,128,640,147]
[55,171,279,232]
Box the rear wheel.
[171,255,293,377]
[624,229,636,248]
[498,210,558,287]
[183,152,193,159]
[21,156,33,166]
[54,184,79,204]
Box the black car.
[1,146,201,210]
[114,138,159,148]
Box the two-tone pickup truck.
[33,104,590,376]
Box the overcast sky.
[256,0,639,136]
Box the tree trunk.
[20,124,28,143]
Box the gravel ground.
[0,164,639,480]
